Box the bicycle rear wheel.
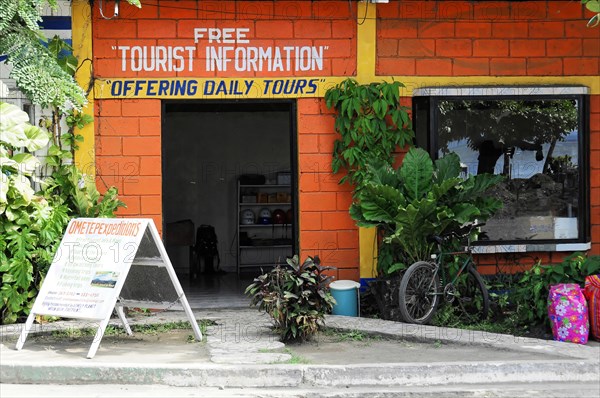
[398,261,440,324]
[452,266,490,323]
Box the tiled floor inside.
[179,271,257,310]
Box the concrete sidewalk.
[1,308,599,390]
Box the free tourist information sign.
[15,218,202,358]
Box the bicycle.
[398,224,490,325]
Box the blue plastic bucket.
[330,280,361,317]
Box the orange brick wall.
[92,0,598,274]
[376,0,600,259]
[377,0,599,76]
[93,1,357,79]
[297,98,359,280]
[92,1,358,271]
[94,98,163,232]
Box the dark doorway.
[162,100,298,304]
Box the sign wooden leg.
[115,306,133,336]
[86,316,111,359]
[147,221,203,341]
[15,312,36,350]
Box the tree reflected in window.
[424,97,585,242]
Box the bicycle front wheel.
[398,261,440,325]
[453,266,490,323]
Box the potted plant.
[245,255,336,342]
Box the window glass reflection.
[436,99,579,241]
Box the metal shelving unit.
[236,181,293,274]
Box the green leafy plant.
[245,255,336,342]
[350,147,503,275]
[582,0,600,27]
[510,253,600,326]
[0,102,124,324]
[0,102,71,324]
[325,79,414,189]
[0,0,141,110]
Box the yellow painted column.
[71,0,95,179]
[357,1,378,279]
[356,0,377,83]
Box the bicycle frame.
[429,248,475,296]
[398,224,490,324]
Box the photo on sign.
[90,271,120,288]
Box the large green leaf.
[456,173,503,202]
[585,0,600,12]
[6,257,34,289]
[9,174,35,203]
[0,173,8,204]
[364,161,400,188]
[451,203,481,225]
[359,185,406,223]
[399,148,433,201]
[0,155,18,170]
[11,153,41,176]
[23,125,49,152]
[0,102,29,147]
[434,152,461,183]
[430,177,461,200]
[396,198,438,228]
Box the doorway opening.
[162,100,298,306]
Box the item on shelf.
[277,172,291,185]
[276,192,288,203]
[286,209,293,223]
[241,209,255,225]
[239,174,265,185]
[258,208,272,224]
[237,180,293,273]
[241,194,257,203]
[257,192,269,203]
[272,209,286,224]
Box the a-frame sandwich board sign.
[15,218,202,359]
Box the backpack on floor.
[194,224,220,274]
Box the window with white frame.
[413,87,590,246]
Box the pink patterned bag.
[548,284,589,344]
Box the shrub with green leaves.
[0,102,69,323]
[350,147,503,275]
[510,253,600,326]
[245,255,336,342]
[0,102,124,324]
[324,79,414,189]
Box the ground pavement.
[0,308,599,396]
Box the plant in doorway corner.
[245,255,336,342]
